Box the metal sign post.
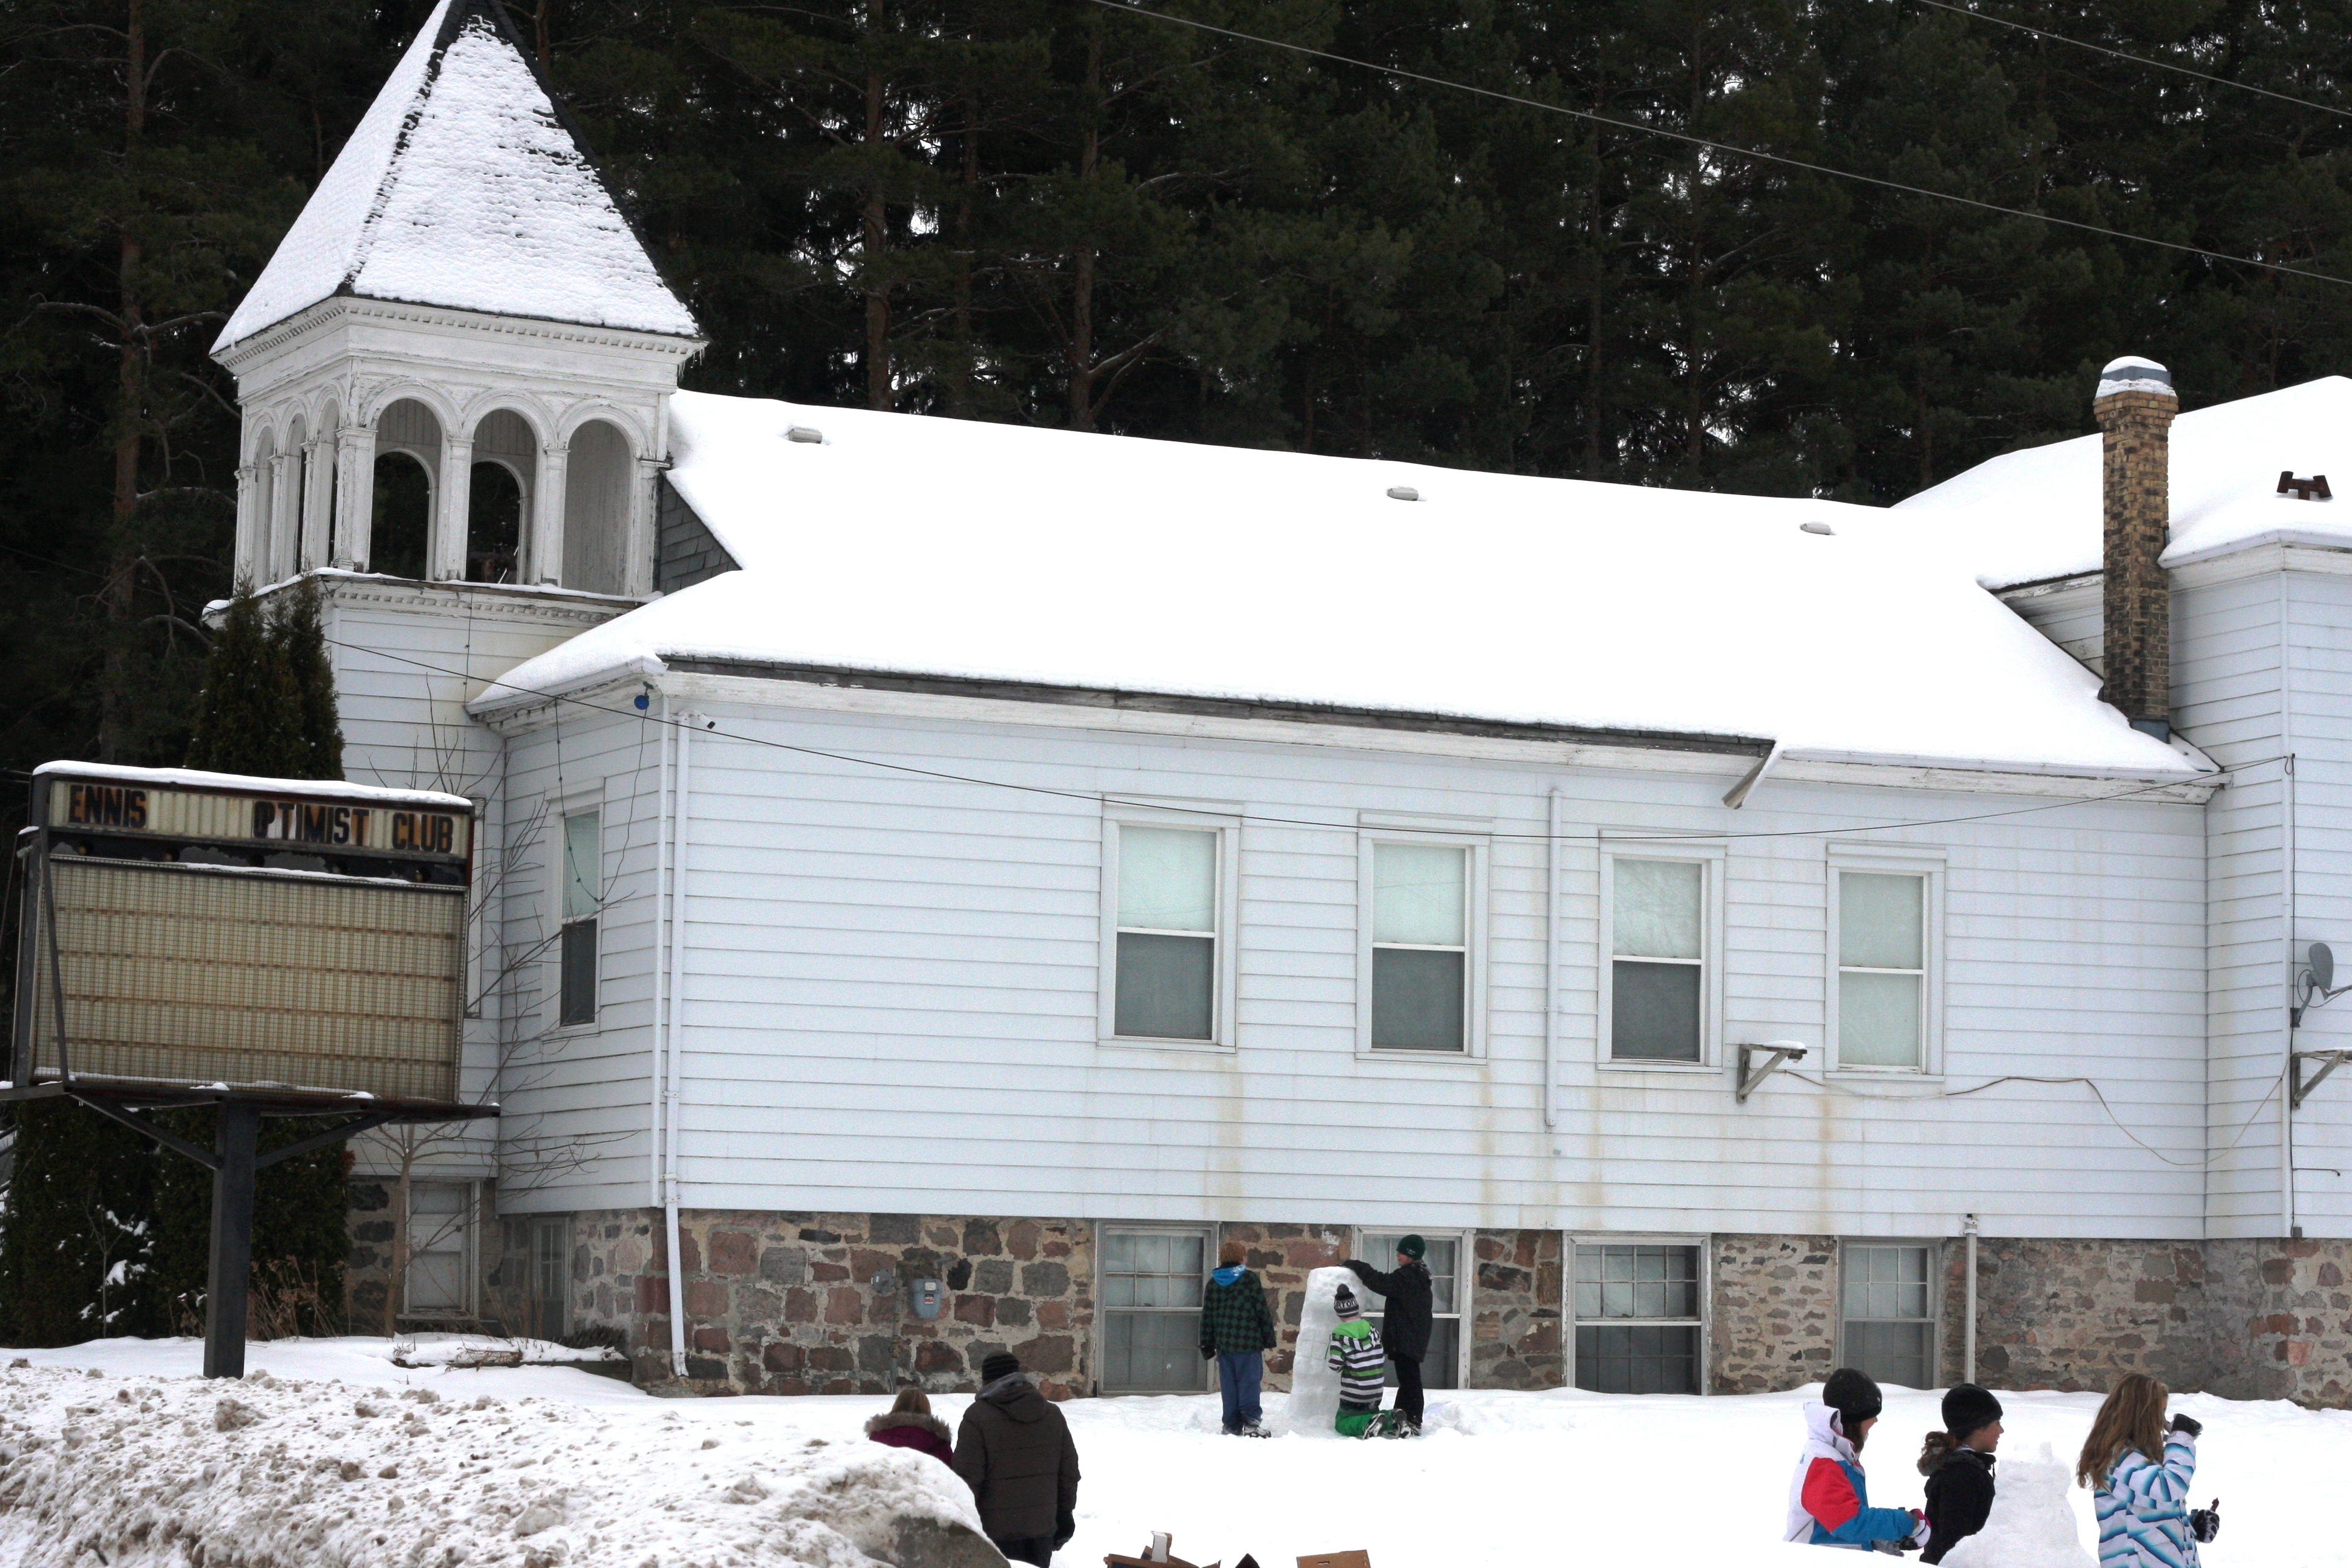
[9,762,498,1377]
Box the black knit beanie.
[1942,1383,2003,1438]
[1823,1367,1884,1428]
[1333,1284,1361,1319]
[980,1353,1021,1385]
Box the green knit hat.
[1396,1234,1426,1259]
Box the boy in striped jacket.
[1327,1284,1395,1437]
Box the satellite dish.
[2312,943,2337,993]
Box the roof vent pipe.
[2094,356,2178,742]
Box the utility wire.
[1910,0,2352,123]
[327,635,2252,846]
[1789,1067,2285,1169]
[1082,0,2352,288]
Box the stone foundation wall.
[344,1180,396,1334]
[2195,1239,2352,1405]
[1471,1229,1563,1389]
[1710,1234,1838,1394]
[1971,1238,2213,1394]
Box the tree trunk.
[100,0,149,764]
[863,0,891,411]
[1067,23,1101,431]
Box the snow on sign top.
[1896,375,2352,589]
[473,391,2196,780]
[213,0,697,350]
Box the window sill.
[1823,1068,1944,1089]
[1354,1047,1487,1066]
[1099,1034,1236,1054]
[1595,1059,1717,1074]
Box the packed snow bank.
[0,1357,998,1568]
[1942,1445,2094,1567]
[391,1333,625,1369]
[0,1338,2331,1567]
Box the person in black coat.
[953,1353,1080,1566]
[1342,1235,1433,1433]
[1917,1383,2003,1563]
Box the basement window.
[1573,1240,1705,1394]
[1841,1243,1937,1390]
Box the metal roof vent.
[786,426,825,444]
[1387,485,1420,501]
[1800,521,1835,535]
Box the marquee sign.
[15,763,475,1106]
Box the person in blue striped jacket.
[2074,1373,2202,1568]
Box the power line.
[1910,0,2352,123]
[327,635,2250,846]
[1082,0,2352,289]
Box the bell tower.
[210,0,702,598]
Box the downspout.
[1544,787,1562,1132]
[2281,571,2298,1241]
[650,694,673,1364]
[1962,1213,1979,1386]
[665,709,693,1378]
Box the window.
[407,1183,473,1316]
[1103,817,1236,1046]
[1843,1244,1936,1390]
[1370,843,1471,1052]
[1354,1230,1465,1388]
[1838,871,1926,1069]
[1609,857,1707,1061]
[559,809,599,1027]
[1099,1229,1209,1392]
[1573,1241,1704,1393]
[531,1217,570,1341]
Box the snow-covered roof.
[34,760,472,811]
[471,392,2196,780]
[214,0,697,351]
[1895,376,2352,589]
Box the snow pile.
[0,1361,997,1568]
[475,390,2198,781]
[1941,1445,2093,1568]
[392,1334,624,1368]
[1274,1268,1352,1437]
[1898,374,2352,586]
[216,0,696,349]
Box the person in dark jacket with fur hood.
[866,1387,953,1465]
[952,1352,1080,1566]
[1918,1384,2003,1563]
[1343,1235,1433,1434]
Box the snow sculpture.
[1940,1445,2094,1568]
[1274,1266,1354,1436]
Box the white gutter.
[1962,1213,1979,1385]
[1544,786,1561,1132]
[651,694,674,1367]
[664,707,694,1378]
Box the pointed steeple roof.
[215,0,697,350]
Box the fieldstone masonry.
[1710,1233,1838,1394]
[386,1200,2352,1408]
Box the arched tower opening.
[469,409,537,584]
[371,398,442,580]
[563,419,633,596]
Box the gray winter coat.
[951,1375,1080,1542]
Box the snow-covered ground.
[0,1337,2331,1567]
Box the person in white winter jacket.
[2074,1373,2202,1568]
[1786,1368,1927,1551]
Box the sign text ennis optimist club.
[57,780,468,861]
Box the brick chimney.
[2094,356,2178,741]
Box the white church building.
[214,0,2352,1404]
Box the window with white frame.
[1365,838,1478,1053]
[558,808,600,1027]
[1110,823,1224,1042]
[1099,1227,1210,1392]
[406,1182,474,1316]
[1609,857,1707,1061]
[1842,1243,1937,1389]
[1836,871,1927,1069]
[1354,1229,1466,1388]
[1573,1241,1705,1393]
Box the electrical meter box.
[911,1278,942,1319]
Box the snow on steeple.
[215,0,697,350]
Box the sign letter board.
[16,765,475,1106]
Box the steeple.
[216,0,694,350]
[210,0,702,600]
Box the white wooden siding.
[486,691,2211,1241]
